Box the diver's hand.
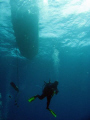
[55,90,59,94]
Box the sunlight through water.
[39,0,90,47]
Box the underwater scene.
[0,0,90,120]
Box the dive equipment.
[28,96,37,102]
[10,82,19,92]
[48,108,57,117]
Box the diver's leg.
[36,94,46,100]
[46,96,52,109]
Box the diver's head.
[54,80,59,86]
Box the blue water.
[0,0,90,120]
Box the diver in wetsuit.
[29,80,59,109]
[36,80,59,109]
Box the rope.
[15,45,20,107]
[16,48,19,88]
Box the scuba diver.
[28,80,59,117]
[10,82,19,107]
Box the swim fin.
[28,95,37,102]
[48,108,57,117]
[10,82,19,92]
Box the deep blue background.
[0,45,90,120]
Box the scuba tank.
[42,79,52,93]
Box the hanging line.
[15,46,20,107]
[16,47,19,88]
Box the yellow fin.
[48,109,57,117]
[28,96,36,102]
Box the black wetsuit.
[36,82,59,109]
